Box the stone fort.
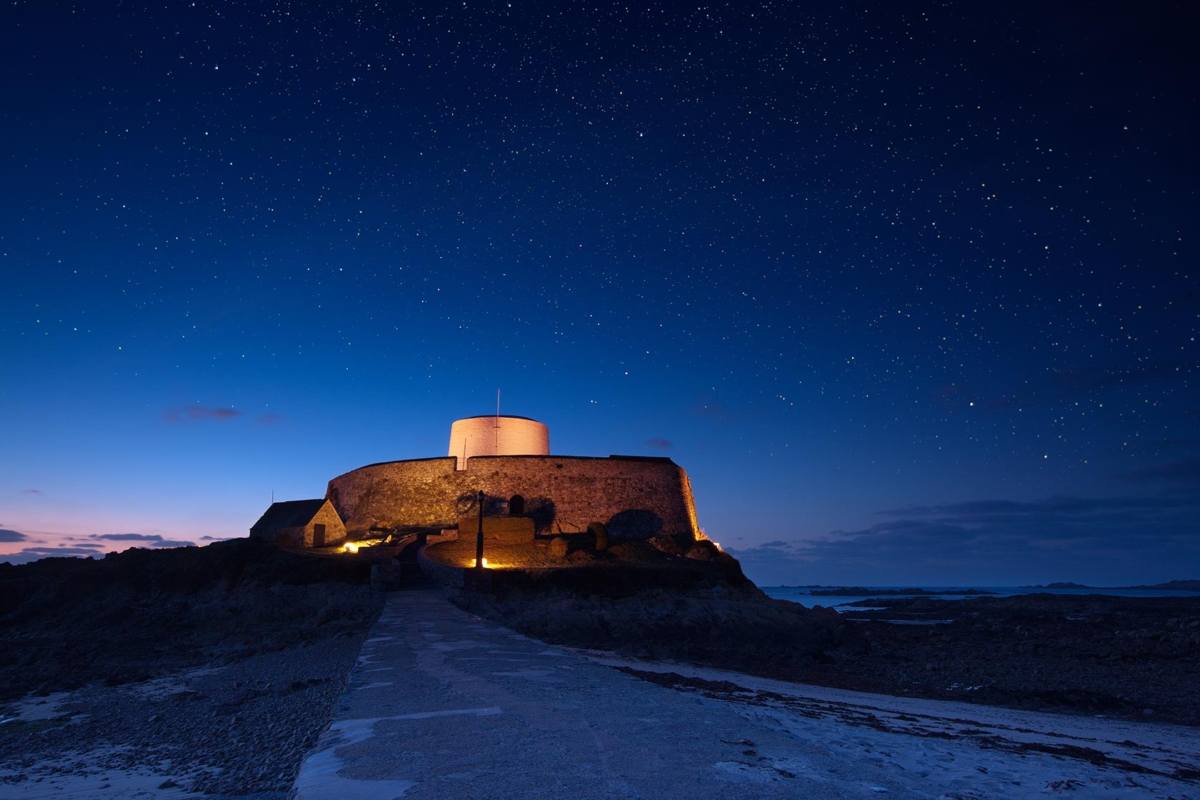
[325,415,700,543]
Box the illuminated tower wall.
[448,416,550,469]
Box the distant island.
[1020,579,1200,591]
[800,587,997,597]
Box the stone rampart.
[326,455,699,541]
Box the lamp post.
[474,490,485,569]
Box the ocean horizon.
[763,584,1200,610]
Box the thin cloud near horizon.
[162,406,242,423]
[161,407,284,425]
[0,527,200,565]
[726,487,1200,586]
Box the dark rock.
[820,593,1200,725]
[452,563,868,677]
[0,539,383,796]
[648,535,685,556]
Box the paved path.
[294,590,1200,800]
[293,590,909,800]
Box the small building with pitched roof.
[249,498,345,548]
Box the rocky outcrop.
[450,557,869,674]
[819,594,1200,726]
[0,539,388,795]
[0,539,383,699]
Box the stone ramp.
[292,590,899,800]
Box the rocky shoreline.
[0,637,368,797]
[0,541,385,796]
[812,593,1200,727]
[453,575,1200,728]
[2,542,1197,796]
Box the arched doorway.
[508,494,525,516]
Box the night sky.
[2,1,1197,586]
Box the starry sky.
[2,0,1196,586]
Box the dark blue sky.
[2,0,1196,585]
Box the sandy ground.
[294,590,1200,800]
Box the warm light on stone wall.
[326,455,699,540]
[448,416,550,468]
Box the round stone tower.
[448,415,550,468]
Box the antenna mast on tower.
[494,388,501,450]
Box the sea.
[763,585,1200,611]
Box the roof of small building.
[251,499,330,530]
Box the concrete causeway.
[294,590,1200,800]
[292,590,901,800]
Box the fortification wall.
[327,457,460,531]
[326,455,699,541]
